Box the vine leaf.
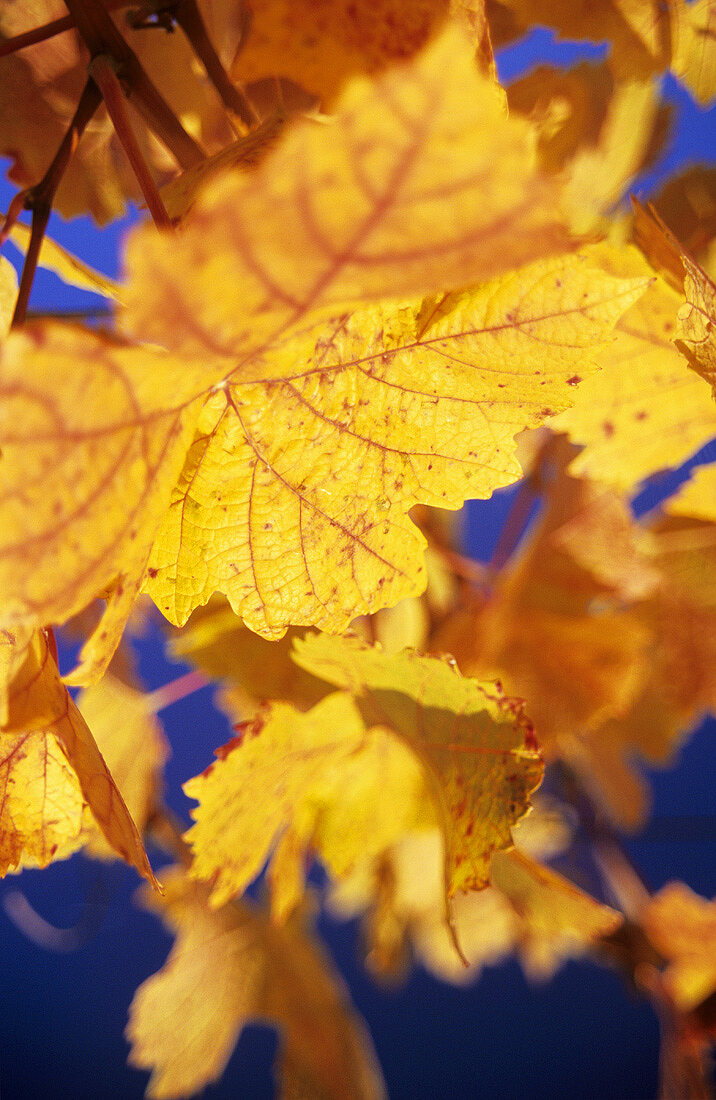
[643,882,716,1011]
[184,639,542,921]
[0,324,212,686]
[121,24,578,357]
[77,672,169,860]
[127,867,387,1100]
[676,255,716,397]
[0,256,16,333]
[552,246,716,490]
[0,630,156,883]
[229,0,491,108]
[143,253,648,637]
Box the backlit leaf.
[0,324,211,684]
[230,0,488,108]
[1,630,156,882]
[671,0,716,105]
[0,255,16,334]
[292,635,544,895]
[143,254,647,637]
[643,882,716,1011]
[122,25,576,357]
[127,867,387,1099]
[677,255,716,397]
[552,247,716,489]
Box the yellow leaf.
[185,691,430,910]
[230,0,487,108]
[488,849,622,977]
[642,882,716,1010]
[677,255,716,397]
[487,0,672,80]
[291,635,544,895]
[5,222,121,300]
[127,867,387,1100]
[143,254,647,637]
[168,597,328,718]
[671,0,716,105]
[552,247,716,489]
[1,631,156,883]
[77,672,169,860]
[122,25,576,357]
[665,462,716,522]
[0,323,212,685]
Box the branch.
[64,0,205,169]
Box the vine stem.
[7,78,103,326]
[143,669,210,713]
[0,0,127,58]
[173,0,258,128]
[88,54,173,229]
[64,0,205,170]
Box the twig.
[0,0,127,58]
[173,0,258,127]
[8,78,103,326]
[89,53,173,229]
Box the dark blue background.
[2,26,716,1100]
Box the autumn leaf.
[229,0,490,108]
[5,221,121,300]
[552,246,716,490]
[127,867,387,1100]
[0,323,213,685]
[0,630,156,883]
[143,252,647,638]
[121,25,577,357]
[487,0,671,82]
[671,0,716,105]
[184,690,431,911]
[666,462,716,522]
[642,882,716,1011]
[291,635,543,895]
[676,255,716,397]
[0,255,17,333]
[76,671,169,860]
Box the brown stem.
[11,78,103,326]
[89,54,172,229]
[0,0,127,58]
[489,475,538,571]
[145,804,193,868]
[173,0,258,127]
[64,0,205,169]
[143,669,209,713]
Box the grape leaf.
[643,882,716,1011]
[5,222,121,300]
[671,0,716,105]
[666,462,716,522]
[291,635,544,895]
[77,671,169,860]
[676,255,716,397]
[0,255,17,333]
[0,630,156,882]
[229,0,490,108]
[552,247,716,490]
[127,867,387,1100]
[0,323,212,685]
[121,25,578,357]
[143,254,647,637]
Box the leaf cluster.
[1,1,715,1096]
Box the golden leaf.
[552,247,716,490]
[143,254,647,637]
[77,672,169,860]
[1,631,156,883]
[671,0,716,105]
[677,255,716,396]
[0,323,212,684]
[230,0,488,108]
[122,25,577,357]
[127,867,387,1099]
[643,882,716,1011]
[0,255,17,334]
[291,635,544,895]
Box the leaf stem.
[89,53,173,230]
[8,78,103,327]
[64,0,205,169]
[173,0,258,128]
[0,1,127,58]
[143,669,210,713]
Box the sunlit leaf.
[122,25,577,357]
[143,253,647,637]
[0,630,156,882]
[127,867,387,1099]
[643,882,716,1011]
